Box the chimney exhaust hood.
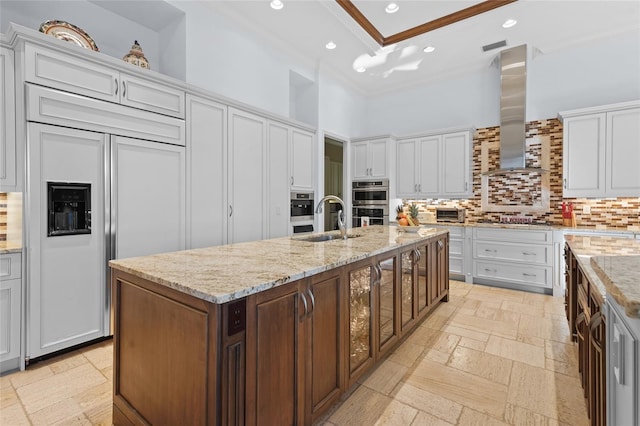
[484,44,547,175]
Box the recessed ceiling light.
[325,41,336,50]
[270,0,283,10]
[423,46,435,53]
[502,19,517,28]
[356,67,366,73]
[385,2,399,14]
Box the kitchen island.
[109,225,450,425]
[564,235,640,426]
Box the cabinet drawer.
[0,253,21,280]
[473,241,551,265]
[450,238,463,257]
[474,227,552,243]
[474,260,552,288]
[430,225,464,238]
[120,74,185,119]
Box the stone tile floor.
[1,281,588,425]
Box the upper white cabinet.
[268,122,291,238]
[397,130,472,198]
[291,128,314,190]
[24,44,185,119]
[0,46,17,191]
[228,108,267,244]
[352,138,389,180]
[560,101,640,198]
[186,94,227,249]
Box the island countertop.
[109,225,448,304]
[565,235,640,318]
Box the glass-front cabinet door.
[400,246,417,334]
[377,254,398,356]
[348,262,374,383]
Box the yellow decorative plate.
[39,20,99,52]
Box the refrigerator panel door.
[112,136,186,259]
[27,123,107,358]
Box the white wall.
[364,29,640,136]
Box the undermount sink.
[297,233,362,243]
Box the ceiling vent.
[482,40,507,52]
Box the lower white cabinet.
[606,297,639,426]
[472,227,553,292]
[428,225,467,280]
[0,253,21,372]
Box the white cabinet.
[606,297,639,426]
[428,225,467,280]
[0,46,17,191]
[112,136,186,259]
[0,253,21,372]
[560,102,640,198]
[352,138,388,180]
[472,227,553,292]
[291,128,314,190]
[24,43,185,118]
[186,95,227,248]
[268,122,291,238]
[228,108,267,244]
[397,130,471,198]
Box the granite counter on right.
[564,234,640,426]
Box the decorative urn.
[123,40,149,69]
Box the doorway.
[324,137,344,231]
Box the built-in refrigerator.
[26,123,185,360]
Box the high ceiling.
[209,0,640,95]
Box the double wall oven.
[352,179,389,227]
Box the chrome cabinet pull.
[522,272,536,277]
[122,80,126,97]
[522,252,536,256]
[229,205,233,217]
[114,78,118,95]
[465,182,468,191]
[484,248,497,253]
[563,178,567,189]
[290,176,294,185]
[307,288,315,317]
[484,268,497,273]
[300,293,308,319]
[438,240,444,249]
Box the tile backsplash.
[0,193,6,241]
[405,119,640,229]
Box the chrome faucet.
[315,195,347,240]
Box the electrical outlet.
[583,205,591,214]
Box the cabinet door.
[268,122,291,238]
[396,139,418,196]
[0,278,21,366]
[119,73,185,119]
[418,136,440,196]
[436,237,449,302]
[416,243,429,315]
[246,281,305,426]
[368,139,388,178]
[0,47,16,190]
[376,254,398,357]
[347,262,374,385]
[291,128,314,190]
[606,108,640,197]
[589,309,606,426]
[442,132,470,196]
[228,108,266,243]
[186,95,227,248]
[113,136,186,259]
[563,114,606,197]
[306,271,343,424]
[351,141,369,180]
[25,43,119,104]
[400,247,417,334]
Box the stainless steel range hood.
[484,44,547,175]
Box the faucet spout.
[315,195,347,239]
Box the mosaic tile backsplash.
[0,193,6,241]
[406,119,640,229]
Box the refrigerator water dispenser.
[47,182,92,236]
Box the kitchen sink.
[297,233,362,243]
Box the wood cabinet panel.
[113,271,217,425]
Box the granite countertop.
[591,256,640,318]
[0,242,22,255]
[109,225,447,304]
[565,235,640,319]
